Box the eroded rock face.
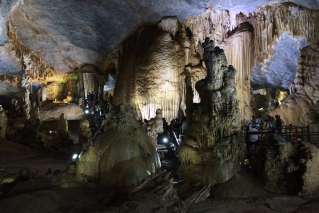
[179,46,244,186]
[252,136,319,195]
[271,44,319,126]
[76,105,156,189]
[185,3,319,121]
[39,104,84,121]
[4,0,317,68]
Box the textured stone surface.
[271,44,319,125]
[39,104,84,121]
[252,135,319,195]
[0,0,318,74]
[76,105,156,189]
[179,46,244,186]
[113,23,185,122]
[185,3,319,121]
[253,33,308,89]
[251,3,319,89]
[0,44,20,75]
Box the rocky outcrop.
[76,105,156,190]
[179,46,244,186]
[271,44,319,126]
[252,135,319,195]
[185,3,319,121]
[252,3,319,64]
[251,3,319,90]
[39,104,84,121]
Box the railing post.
[307,126,311,142]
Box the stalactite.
[185,9,233,49]
[7,22,56,81]
[114,25,185,122]
[251,3,319,65]
[223,24,254,121]
[184,3,318,122]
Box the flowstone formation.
[76,105,156,190]
[179,44,244,186]
[113,18,186,122]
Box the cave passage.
[0,1,319,213]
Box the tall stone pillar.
[179,46,244,186]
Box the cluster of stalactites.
[7,22,56,81]
[185,9,233,50]
[223,29,254,121]
[183,3,318,122]
[185,9,254,122]
[252,3,319,64]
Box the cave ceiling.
[0,0,318,82]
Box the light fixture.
[162,137,169,144]
[72,154,79,161]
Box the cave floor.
[1,141,319,213]
[0,141,69,175]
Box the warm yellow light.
[30,74,67,84]
[276,90,288,105]
[45,74,67,84]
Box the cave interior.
[0,0,319,212]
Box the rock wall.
[271,44,319,126]
[252,3,319,64]
[252,135,319,195]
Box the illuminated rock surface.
[77,105,156,189]
[271,44,319,125]
[179,46,244,185]
[0,1,319,212]
[113,23,185,122]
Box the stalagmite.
[179,45,244,186]
[76,105,157,189]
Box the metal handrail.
[245,125,319,143]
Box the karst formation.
[0,0,319,213]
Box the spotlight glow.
[72,154,79,160]
[162,137,169,143]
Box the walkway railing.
[245,125,319,143]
